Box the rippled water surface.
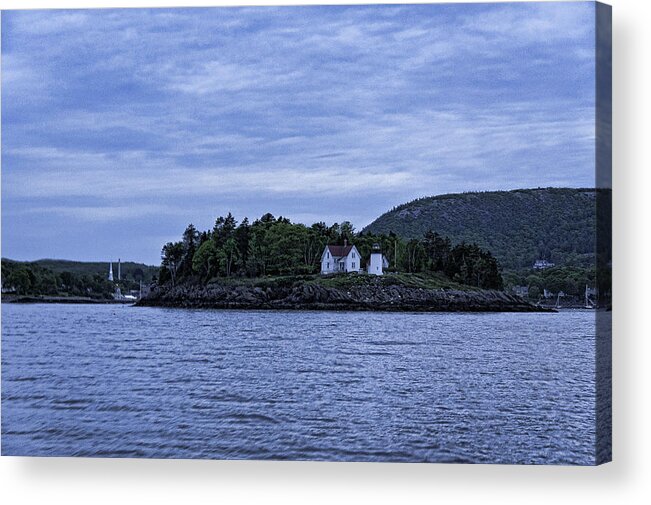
[2,304,601,464]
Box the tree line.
[159,213,503,290]
[502,265,603,300]
[1,260,116,298]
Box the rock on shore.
[137,280,547,312]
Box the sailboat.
[584,284,596,309]
[555,292,563,309]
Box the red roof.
[326,245,353,258]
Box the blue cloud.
[2,3,597,264]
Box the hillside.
[2,258,159,299]
[6,259,159,283]
[363,188,611,270]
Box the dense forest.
[363,188,611,270]
[503,266,598,300]
[2,259,115,298]
[29,259,158,284]
[158,213,503,290]
[1,259,157,298]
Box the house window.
[352,262,356,268]
[352,252,356,258]
[327,252,330,258]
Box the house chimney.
[344,238,348,247]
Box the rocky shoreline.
[137,281,550,312]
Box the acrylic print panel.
[1,2,612,465]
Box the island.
[136,212,548,312]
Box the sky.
[1,3,599,265]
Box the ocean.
[1,303,606,464]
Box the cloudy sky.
[2,3,598,264]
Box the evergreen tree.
[161,242,184,286]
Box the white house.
[533,259,555,270]
[320,242,362,274]
[367,244,389,276]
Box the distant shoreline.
[2,295,134,305]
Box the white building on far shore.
[367,243,389,276]
[533,259,555,270]
[320,242,362,274]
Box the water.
[1,304,602,464]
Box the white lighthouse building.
[320,241,362,275]
[108,261,114,282]
[367,243,389,276]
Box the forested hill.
[2,258,159,298]
[21,259,158,282]
[2,259,158,285]
[362,188,610,270]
